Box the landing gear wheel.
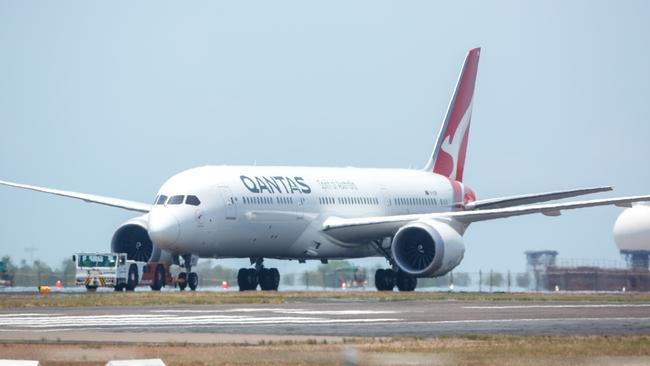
[126,264,138,291]
[269,268,280,290]
[237,268,247,291]
[375,269,396,291]
[188,272,198,291]
[396,271,417,292]
[259,268,280,291]
[85,285,98,292]
[178,272,187,291]
[114,284,125,292]
[237,268,258,291]
[258,268,271,290]
[151,264,165,291]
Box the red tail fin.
[423,48,480,182]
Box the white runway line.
[150,309,398,315]
[0,313,64,317]
[0,312,402,329]
[404,317,650,325]
[463,304,650,310]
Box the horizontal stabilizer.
[466,186,613,210]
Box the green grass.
[1,290,650,309]
[3,335,650,365]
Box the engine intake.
[111,216,153,262]
[391,220,465,277]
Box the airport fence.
[1,255,640,292]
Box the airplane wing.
[322,195,650,243]
[465,186,613,210]
[0,179,152,213]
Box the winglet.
[423,47,481,182]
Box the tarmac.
[1,299,649,343]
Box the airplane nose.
[148,209,180,248]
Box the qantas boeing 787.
[2,48,649,291]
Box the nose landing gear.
[238,258,280,291]
[177,255,198,291]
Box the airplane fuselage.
[148,165,473,260]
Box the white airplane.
[2,47,649,292]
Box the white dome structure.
[614,204,650,269]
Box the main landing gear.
[371,239,417,292]
[375,269,417,292]
[238,258,280,291]
[177,255,198,291]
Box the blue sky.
[1,1,649,273]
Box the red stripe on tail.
[429,48,480,182]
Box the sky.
[1,1,649,274]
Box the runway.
[1,300,649,343]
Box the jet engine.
[391,219,465,277]
[111,215,155,262]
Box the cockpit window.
[186,195,201,206]
[156,195,168,205]
[168,195,185,205]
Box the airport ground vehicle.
[73,252,143,291]
[73,253,196,291]
[140,261,198,291]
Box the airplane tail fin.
[423,47,481,182]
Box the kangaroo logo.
[439,101,472,181]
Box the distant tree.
[301,270,324,288]
[417,272,471,288]
[1,255,16,273]
[316,260,355,273]
[419,275,451,288]
[61,258,76,286]
[516,272,531,289]
[281,273,295,286]
[195,261,237,287]
[483,271,504,289]
[452,272,471,287]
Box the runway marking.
[0,313,64,317]
[463,304,650,310]
[0,313,402,329]
[403,317,650,325]
[8,316,647,333]
[150,309,398,315]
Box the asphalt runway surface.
[1,300,649,343]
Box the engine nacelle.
[111,215,155,262]
[391,219,465,277]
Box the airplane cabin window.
[186,195,201,206]
[168,195,184,205]
[156,195,168,205]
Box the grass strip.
[1,291,650,309]
[1,335,649,365]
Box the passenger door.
[218,186,237,220]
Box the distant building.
[614,204,650,270]
[521,205,650,292]
[524,250,649,292]
[525,250,558,291]
[546,266,649,292]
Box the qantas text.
[240,175,312,194]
